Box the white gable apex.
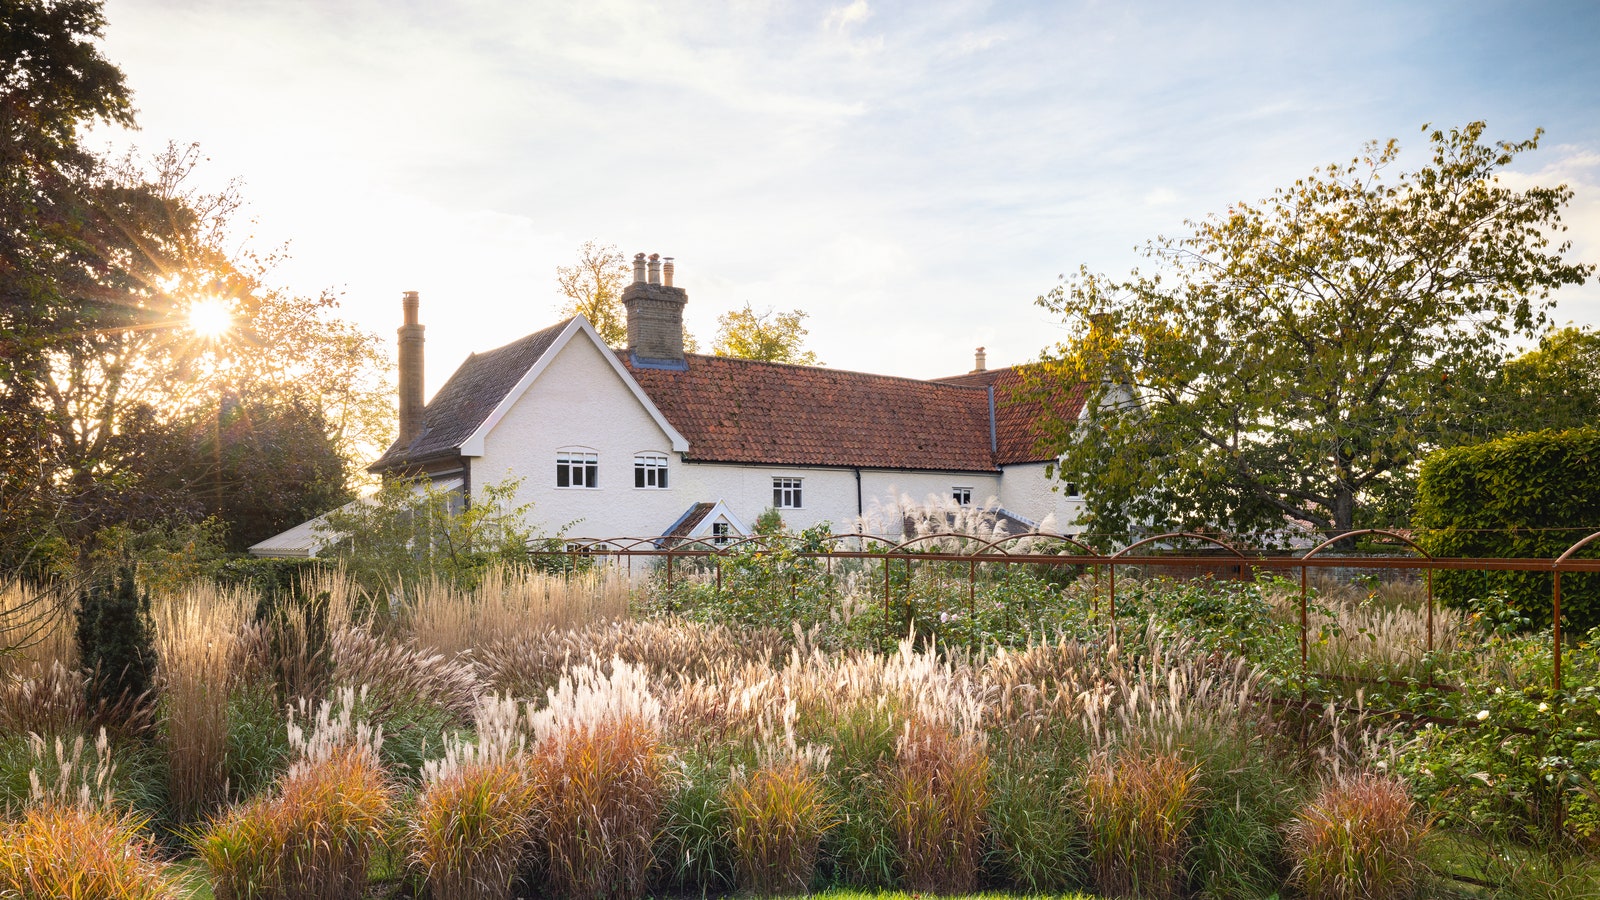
[458,315,689,457]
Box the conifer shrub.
[75,566,156,718]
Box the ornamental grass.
[0,803,179,900]
[1286,773,1427,900]
[528,659,668,900]
[1082,748,1199,900]
[724,759,833,895]
[886,715,991,894]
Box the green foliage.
[86,517,229,597]
[654,757,736,894]
[556,241,630,346]
[1415,427,1600,630]
[74,567,156,714]
[1398,620,1600,852]
[212,556,326,606]
[984,749,1083,892]
[712,303,822,365]
[1480,326,1600,438]
[1035,122,1593,541]
[317,475,544,598]
[224,685,291,802]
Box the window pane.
[585,463,598,487]
[635,467,645,488]
[659,467,668,489]
[557,464,570,488]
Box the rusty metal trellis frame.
[555,528,1600,690]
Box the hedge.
[1414,427,1600,631]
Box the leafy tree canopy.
[1481,326,1600,437]
[712,303,821,366]
[1035,123,1593,545]
[555,240,629,346]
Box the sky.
[94,0,1600,397]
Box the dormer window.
[634,452,669,489]
[556,450,599,488]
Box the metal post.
[666,552,673,590]
[1554,570,1563,692]
[1299,564,1309,677]
[1425,569,1434,653]
[884,555,891,619]
[715,554,722,596]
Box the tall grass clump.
[155,583,254,822]
[198,687,393,900]
[527,657,668,900]
[407,695,536,900]
[1082,749,1199,900]
[409,567,630,660]
[724,757,832,894]
[1286,773,1427,900]
[0,723,178,899]
[0,803,179,899]
[0,578,77,675]
[886,714,991,893]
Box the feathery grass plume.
[479,617,784,701]
[1286,773,1427,900]
[154,582,254,822]
[27,727,119,811]
[408,694,534,900]
[330,627,483,722]
[1082,749,1199,900]
[199,687,392,900]
[0,803,180,900]
[1,578,78,676]
[409,566,630,661]
[887,714,991,893]
[527,657,667,900]
[0,659,89,737]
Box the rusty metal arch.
[886,532,1011,555]
[1301,528,1433,562]
[1109,531,1249,560]
[979,531,1103,558]
[1554,530,1600,568]
[818,531,903,552]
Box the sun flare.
[187,298,232,340]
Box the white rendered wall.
[997,463,1085,534]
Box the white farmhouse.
[250,253,1087,556]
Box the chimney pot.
[972,346,987,373]
[647,253,661,284]
[632,253,647,284]
[662,257,674,287]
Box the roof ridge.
[681,353,991,393]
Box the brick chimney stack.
[398,291,425,445]
[622,251,688,369]
[972,346,987,374]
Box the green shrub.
[75,566,156,717]
[1416,427,1600,630]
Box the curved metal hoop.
[1555,530,1600,568]
[1301,528,1433,561]
[1109,531,1248,560]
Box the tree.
[555,241,629,346]
[712,303,822,365]
[1481,326,1600,437]
[1035,123,1593,544]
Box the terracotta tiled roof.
[932,366,1086,465]
[369,319,572,473]
[626,354,999,471]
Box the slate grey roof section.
[370,319,573,473]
